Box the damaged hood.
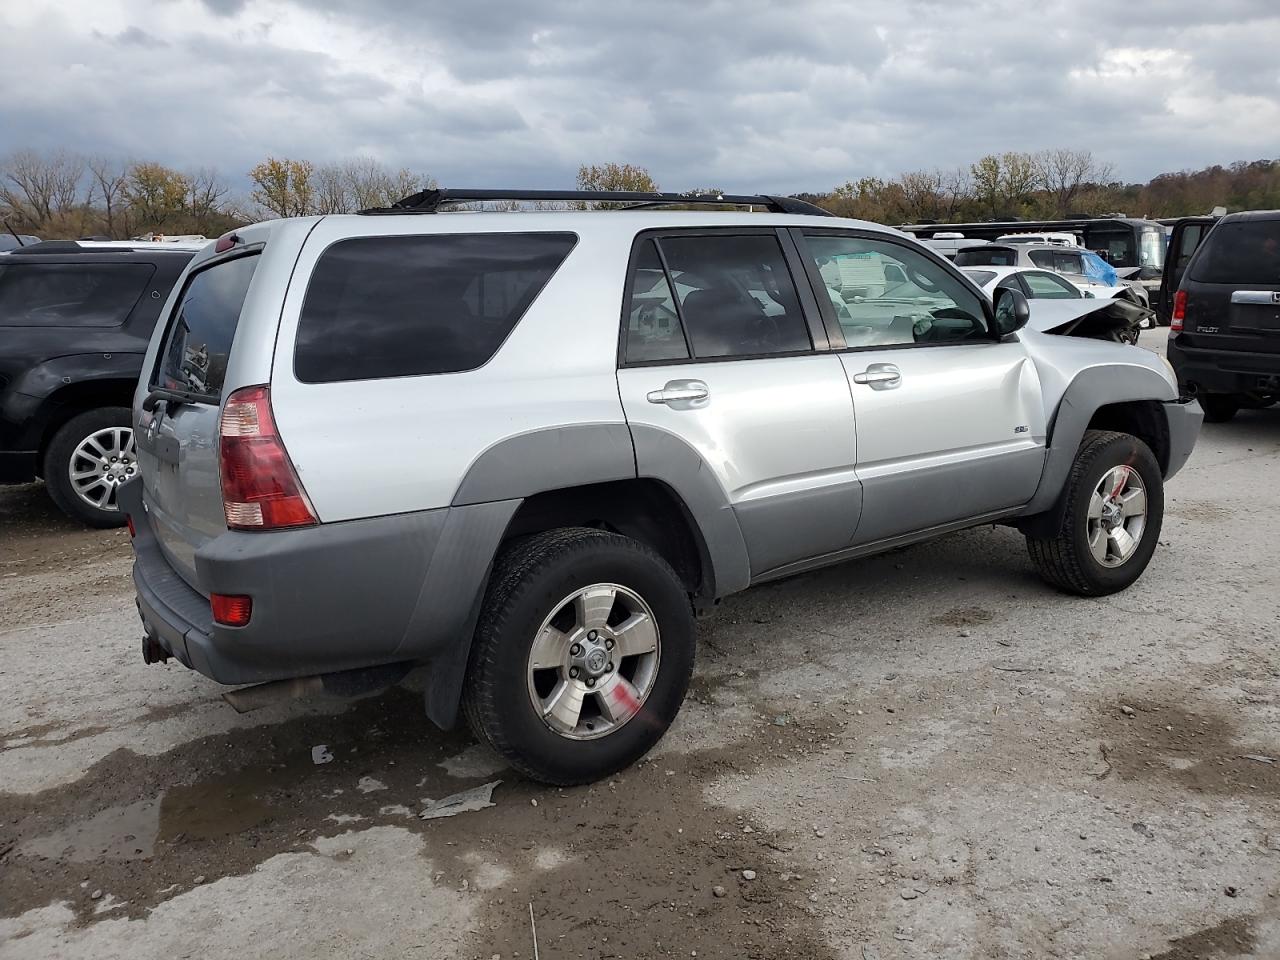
[1025,297,1152,341]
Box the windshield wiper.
[141,387,194,412]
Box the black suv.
[0,241,197,524]
[1167,211,1280,423]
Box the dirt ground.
[2,331,1279,959]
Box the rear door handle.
[852,363,902,390]
[646,379,710,405]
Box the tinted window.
[155,254,259,399]
[803,233,988,347]
[1022,271,1081,299]
[0,263,154,327]
[295,233,576,382]
[624,240,689,363]
[656,234,809,359]
[1191,221,1280,284]
[1029,250,1055,269]
[955,247,1018,267]
[962,269,997,287]
[1053,252,1084,275]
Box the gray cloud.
[1,0,1278,195]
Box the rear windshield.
[962,269,996,287]
[154,253,259,400]
[294,232,577,383]
[0,262,155,327]
[1191,220,1280,285]
[955,247,1017,267]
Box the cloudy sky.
[2,0,1278,194]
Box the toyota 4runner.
[122,189,1202,785]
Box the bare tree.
[186,168,230,234]
[0,149,87,230]
[1036,148,1115,217]
[314,163,352,214]
[87,156,130,237]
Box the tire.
[462,527,695,786]
[1026,430,1164,597]
[43,407,136,528]
[1198,393,1240,423]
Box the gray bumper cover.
[120,479,518,689]
[1161,396,1202,481]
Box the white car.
[961,266,1149,341]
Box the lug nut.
[569,667,580,679]
[605,638,615,650]
[586,677,596,687]
[606,662,614,672]
[570,643,582,656]
[588,630,598,641]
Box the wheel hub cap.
[525,583,661,741]
[1087,464,1148,568]
[69,426,136,513]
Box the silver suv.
[122,189,1203,784]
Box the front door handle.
[852,363,902,390]
[647,379,710,405]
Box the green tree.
[576,162,659,207]
[249,157,315,218]
[125,162,190,232]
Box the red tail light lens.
[214,232,241,254]
[1171,290,1186,332]
[218,385,317,530]
[211,593,253,627]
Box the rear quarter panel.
[268,217,633,522]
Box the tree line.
[4,149,1280,241]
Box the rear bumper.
[120,479,519,686]
[1168,338,1280,396]
[0,450,37,484]
[1161,397,1203,480]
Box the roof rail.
[358,188,833,218]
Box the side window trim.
[790,227,999,353]
[617,227,822,368]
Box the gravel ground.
[2,331,1278,959]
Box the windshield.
[962,269,996,287]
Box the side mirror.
[994,287,1031,336]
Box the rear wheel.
[1026,430,1163,596]
[43,407,136,528]
[1198,393,1240,423]
[462,528,695,785]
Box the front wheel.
[462,528,695,785]
[1026,430,1164,596]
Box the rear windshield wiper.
[141,387,195,412]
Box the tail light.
[211,593,253,627]
[218,385,317,530]
[1171,290,1186,331]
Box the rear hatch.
[134,244,263,591]
[1181,216,1280,356]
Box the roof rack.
[8,239,200,255]
[358,188,833,218]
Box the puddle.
[21,797,161,862]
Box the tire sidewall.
[1068,436,1164,592]
[480,539,695,784]
[43,407,133,528]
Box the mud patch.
[1167,499,1233,524]
[1149,914,1257,960]
[1095,697,1280,798]
[1,686,843,959]
[930,606,996,628]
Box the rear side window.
[155,253,259,400]
[955,247,1017,267]
[295,232,577,383]
[1191,221,1280,284]
[0,263,155,327]
[624,240,690,363]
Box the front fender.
[1021,363,1178,521]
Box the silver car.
[121,189,1202,785]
